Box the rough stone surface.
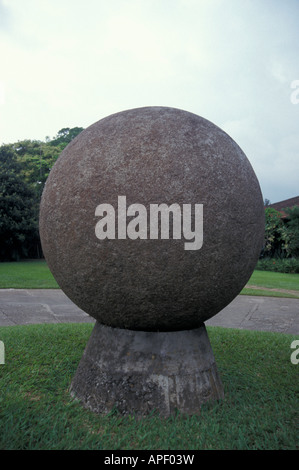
[39,106,264,331]
[70,322,224,416]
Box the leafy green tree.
[49,127,84,146]
[263,207,290,258]
[11,127,83,198]
[264,198,271,207]
[284,206,299,257]
[0,126,84,260]
[13,139,64,199]
[0,145,40,260]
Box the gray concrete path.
[0,289,298,335]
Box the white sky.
[0,0,298,203]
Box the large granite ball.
[39,107,264,331]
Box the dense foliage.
[262,206,299,257]
[0,127,83,260]
[258,205,299,272]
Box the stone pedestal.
[70,323,224,416]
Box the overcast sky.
[0,0,298,203]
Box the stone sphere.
[39,107,264,331]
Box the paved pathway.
[0,289,298,334]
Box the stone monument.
[39,106,264,416]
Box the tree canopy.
[0,127,83,260]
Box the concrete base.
[70,322,224,416]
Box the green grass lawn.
[0,323,298,450]
[0,260,59,289]
[241,270,299,299]
[245,270,299,291]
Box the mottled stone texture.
[70,323,224,416]
[39,106,264,331]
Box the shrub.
[256,257,299,273]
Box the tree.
[50,127,84,146]
[285,206,299,257]
[12,127,84,197]
[0,145,40,260]
[13,139,64,199]
[263,207,290,258]
[0,126,84,260]
[264,198,271,207]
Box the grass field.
[246,270,299,291]
[0,260,59,289]
[0,323,298,450]
[241,270,299,299]
[0,260,298,298]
